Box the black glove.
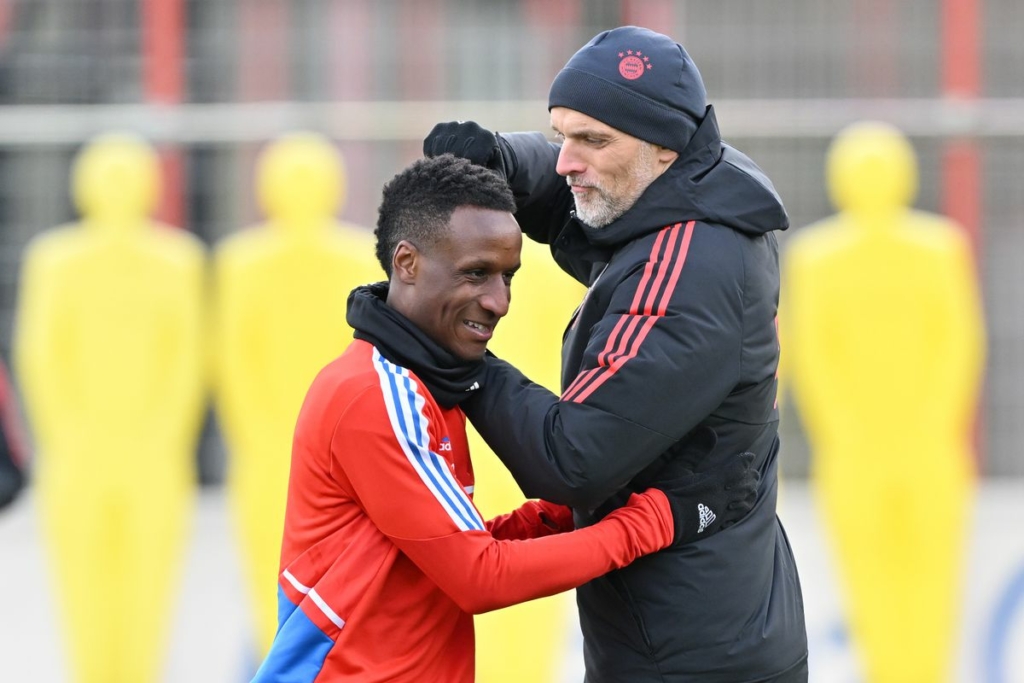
[423,121,508,179]
[644,427,759,546]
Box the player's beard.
[568,142,659,229]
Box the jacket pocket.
[607,571,655,656]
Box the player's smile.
[403,205,521,361]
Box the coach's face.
[392,206,522,361]
[551,107,677,228]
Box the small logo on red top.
[617,49,652,80]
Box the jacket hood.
[580,105,789,248]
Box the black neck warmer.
[346,282,487,409]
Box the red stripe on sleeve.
[562,222,694,405]
[562,367,599,402]
[641,223,681,315]
[597,313,633,368]
[571,316,659,404]
[656,222,693,315]
[629,226,670,313]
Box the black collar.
[346,282,487,409]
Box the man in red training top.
[251,154,758,682]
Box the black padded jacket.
[463,106,808,682]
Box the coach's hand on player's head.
[644,427,759,546]
[423,121,508,179]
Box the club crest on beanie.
[548,26,707,153]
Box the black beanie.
[548,26,707,153]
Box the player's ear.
[392,240,419,284]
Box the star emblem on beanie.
[617,50,652,80]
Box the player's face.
[404,206,522,361]
[551,107,665,228]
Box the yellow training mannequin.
[12,132,206,683]
[212,131,380,655]
[782,121,985,683]
[471,237,586,683]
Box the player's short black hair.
[375,154,516,277]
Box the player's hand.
[645,427,759,545]
[423,121,507,178]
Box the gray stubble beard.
[571,142,658,229]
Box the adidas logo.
[465,381,480,391]
[696,503,716,533]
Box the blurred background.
[0,0,1022,681]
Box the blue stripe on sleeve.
[395,371,483,530]
[374,352,484,531]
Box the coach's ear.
[392,240,420,284]
[655,144,678,174]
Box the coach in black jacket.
[425,26,807,683]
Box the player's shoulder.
[297,341,384,428]
[311,340,380,394]
[311,341,442,428]
[310,341,420,402]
